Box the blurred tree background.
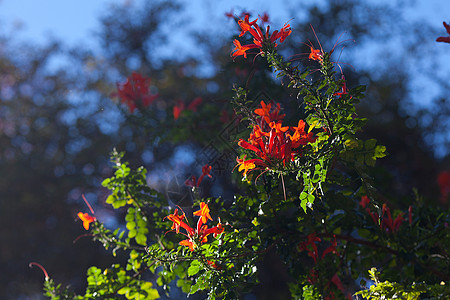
[0,0,448,298]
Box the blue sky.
[0,0,448,44]
[1,0,448,104]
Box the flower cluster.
[116,72,158,113]
[298,233,345,299]
[231,15,291,58]
[166,202,223,251]
[360,196,412,233]
[236,101,316,177]
[298,233,339,264]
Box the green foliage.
[36,11,450,300]
[356,268,450,300]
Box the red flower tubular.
[77,212,96,230]
[231,15,291,58]
[236,101,315,177]
[166,202,223,251]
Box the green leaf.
[365,153,376,167]
[126,221,136,230]
[374,145,387,158]
[300,192,314,212]
[188,260,201,277]
[364,138,377,150]
[135,233,147,246]
[128,229,137,238]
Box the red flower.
[173,100,185,120]
[185,164,212,188]
[225,10,234,19]
[298,233,321,263]
[333,75,351,99]
[322,236,339,259]
[231,39,259,59]
[116,72,158,113]
[437,171,450,203]
[187,97,203,112]
[260,12,270,24]
[231,15,291,59]
[77,212,96,230]
[436,22,450,43]
[254,101,285,124]
[364,202,409,233]
[308,44,324,62]
[235,101,315,177]
[173,97,203,120]
[193,202,213,227]
[198,164,212,185]
[207,260,221,270]
[359,196,370,208]
[179,239,196,251]
[166,208,194,236]
[331,273,345,294]
[166,203,223,251]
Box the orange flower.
[238,15,259,37]
[254,101,285,124]
[166,209,194,236]
[166,203,224,252]
[179,239,195,251]
[308,45,324,62]
[194,202,213,225]
[236,157,256,177]
[231,15,291,59]
[231,39,259,59]
[235,101,316,175]
[77,212,96,230]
